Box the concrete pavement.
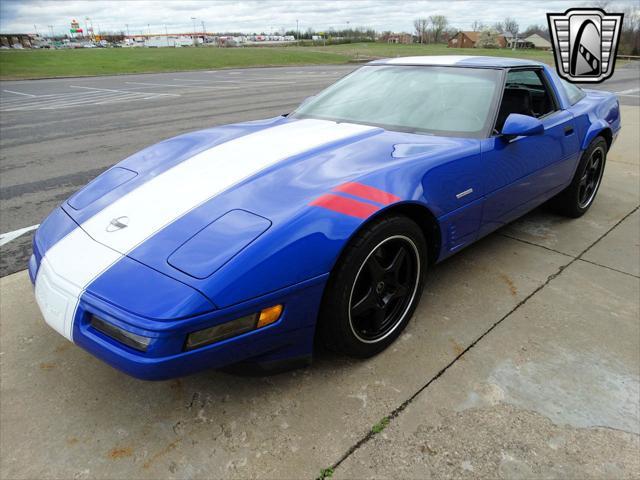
[0,106,637,479]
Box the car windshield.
[292,65,502,138]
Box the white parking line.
[0,224,39,247]
[615,88,639,95]
[126,81,239,89]
[70,85,180,96]
[2,89,37,97]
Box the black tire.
[317,215,427,358]
[549,136,608,218]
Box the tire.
[549,136,608,218]
[317,215,427,358]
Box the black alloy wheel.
[578,144,605,209]
[548,136,608,218]
[317,215,427,358]
[349,235,420,343]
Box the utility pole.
[48,25,54,39]
[148,24,151,36]
[201,20,206,43]
[165,24,169,46]
[191,17,197,46]
[296,19,299,42]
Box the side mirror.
[501,113,544,140]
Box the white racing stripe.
[35,229,121,340]
[35,119,376,342]
[82,119,375,253]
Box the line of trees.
[282,27,377,41]
[413,15,449,44]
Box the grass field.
[0,42,555,80]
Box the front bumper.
[30,232,327,380]
[72,275,326,380]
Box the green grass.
[0,46,348,79]
[317,467,334,479]
[0,42,555,80]
[371,416,390,434]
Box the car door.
[478,67,580,236]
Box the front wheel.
[549,137,607,218]
[317,215,426,358]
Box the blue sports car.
[30,56,620,380]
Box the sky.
[0,0,636,36]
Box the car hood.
[63,116,477,307]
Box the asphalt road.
[0,62,638,277]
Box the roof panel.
[370,55,544,68]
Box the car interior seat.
[495,88,535,132]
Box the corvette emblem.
[106,216,129,232]
[547,8,623,83]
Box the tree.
[620,5,640,55]
[413,18,428,43]
[471,21,486,32]
[522,24,547,38]
[429,15,448,43]
[476,30,500,48]
[504,17,519,37]
[492,22,504,34]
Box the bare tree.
[413,18,428,44]
[620,5,640,54]
[504,17,519,37]
[471,20,486,32]
[492,22,504,33]
[429,15,448,43]
[522,24,547,38]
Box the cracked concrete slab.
[336,259,640,479]
[582,210,640,277]
[0,232,570,479]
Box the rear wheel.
[549,137,607,218]
[317,215,426,358]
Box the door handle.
[564,126,574,136]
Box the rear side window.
[494,68,558,132]
[560,78,586,105]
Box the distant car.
[31,56,620,380]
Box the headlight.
[90,315,151,352]
[185,304,283,351]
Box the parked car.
[31,56,620,379]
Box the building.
[448,31,507,48]
[124,33,210,47]
[384,33,413,44]
[0,33,39,48]
[524,33,552,50]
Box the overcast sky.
[0,0,636,36]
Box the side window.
[494,69,558,133]
[560,78,586,105]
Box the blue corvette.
[30,56,620,380]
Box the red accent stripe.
[334,182,400,205]
[310,194,379,219]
